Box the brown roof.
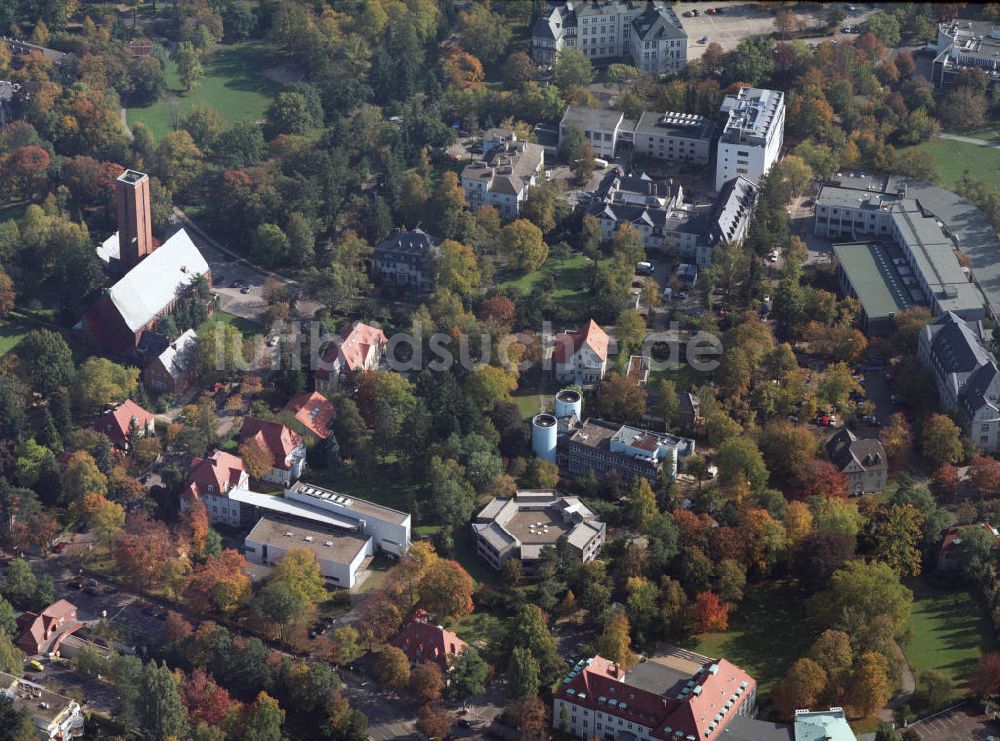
[283,392,335,439]
[553,320,610,364]
[186,450,246,500]
[239,417,302,470]
[17,600,80,655]
[317,322,387,379]
[92,399,155,447]
[391,614,468,669]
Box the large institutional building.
[532,0,687,75]
[553,653,756,741]
[933,18,1000,89]
[818,173,986,335]
[715,87,785,191]
[461,129,544,219]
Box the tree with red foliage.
[974,652,1000,698]
[417,702,454,739]
[691,591,729,633]
[797,458,849,499]
[184,549,252,616]
[164,611,193,646]
[969,455,1000,499]
[3,145,50,199]
[933,464,960,501]
[477,295,516,329]
[355,590,405,648]
[60,156,123,211]
[672,509,711,550]
[183,668,240,727]
[113,513,174,590]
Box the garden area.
[197,310,262,338]
[906,138,1000,191]
[501,253,597,314]
[126,42,285,141]
[904,578,998,700]
[0,316,30,357]
[680,579,815,698]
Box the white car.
[698,36,708,44]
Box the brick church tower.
[115,169,154,271]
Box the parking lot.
[902,701,999,740]
[678,1,876,58]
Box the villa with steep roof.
[315,322,388,392]
[239,417,306,485]
[461,129,544,218]
[283,391,335,440]
[553,320,610,385]
[143,328,199,395]
[553,653,756,741]
[391,609,468,669]
[825,429,888,495]
[16,600,82,656]
[181,450,249,526]
[372,227,441,293]
[92,399,155,450]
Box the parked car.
[84,585,99,595]
[229,280,242,288]
[51,542,65,554]
[684,10,695,16]
[240,284,252,294]
[67,581,83,590]
[698,36,708,44]
[705,7,716,14]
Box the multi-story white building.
[553,654,756,741]
[553,319,610,384]
[632,110,715,164]
[182,450,249,527]
[0,672,85,740]
[532,1,687,76]
[560,106,628,159]
[715,87,785,192]
[461,130,544,219]
[933,18,1000,89]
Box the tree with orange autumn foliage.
[691,592,729,633]
[797,459,849,499]
[933,463,960,501]
[969,455,1000,499]
[441,45,484,90]
[184,549,252,616]
[181,499,210,557]
[238,436,274,480]
[418,559,475,620]
[114,514,174,590]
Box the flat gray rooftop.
[247,515,370,565]
[503,509,568,545]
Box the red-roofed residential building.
[16,600,82,656]
[553,320,610,385]
[181,450,249,527]
[390,609,468,670]
[938,522,1000,572]
[239,417,306,485]
[553,653,756,741]
[315,322,388,391]
[283,392,335,440]
[92,399,156,449]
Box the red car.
[706,7,717,14]
[51,543,65,554]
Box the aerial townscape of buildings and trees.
[8,0,1000,740]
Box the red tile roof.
[317,322,388,380]
[555,655,756,741]
[92,399,155,448]
[391,614,468,669]
[16,600,80,655]
[940,522,1000,555]
[239,417,302,471]
[553,320,610,364]
[283,392,335,439]
[186,450,246,500]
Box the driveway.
[679,1,875,58]
[901,701,998,740]
[169,208,322,321]
[339,671,420,740]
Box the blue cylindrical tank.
[555,388,583,421]
[532,413,558,462]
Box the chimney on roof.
[116,169,154,271]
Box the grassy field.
[647,362,704,392]
[453,609,503,649]
[904,578,998,695]
[681,580,816,698]
[198,311,261,338]
[127,42,285,140]
[501,253,596,310]
[0,317,30,356]
[908,138,1000,191]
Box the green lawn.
[904,578,998,695]
[198,311,261,338]
[453,609,503,649]
[0,317,30,356]
[681,580,816,698]
[501,253,597,310]
[647,362,703,392]
[127,42,285,140]
[908,138,1000,191]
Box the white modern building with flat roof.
[715,87,785,192]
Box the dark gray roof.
[927,312,992,374]
[631,2,685,41]
[561,105,625,132]
[633,110,714,140]
[594,167,677,202]
[374,228,441,256]
[723,716,794,741]
[826,429,887,473]
[712,176,757,244]
[961,361,1000,417]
